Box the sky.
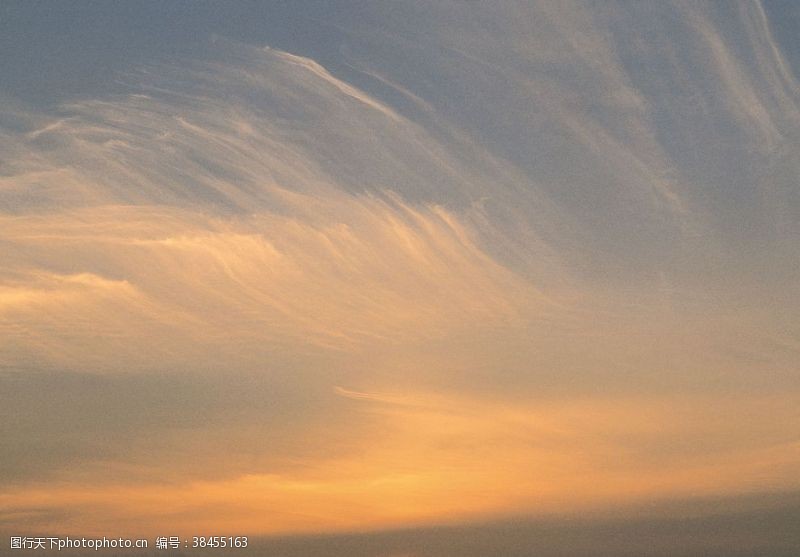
[0,1,799,555]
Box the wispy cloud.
[1,1,799,540]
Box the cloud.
[1,1,799,540]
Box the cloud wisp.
[1,1,799,540]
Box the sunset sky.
[1,2,799,555]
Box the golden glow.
[2,391,798,536]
